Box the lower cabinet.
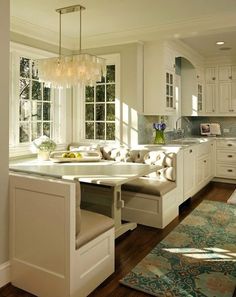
[183,146,196,201]
[215,139,236,179]
[183,141,214,201]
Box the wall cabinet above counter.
[144,41,178,115]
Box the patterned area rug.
[120,200,236,297]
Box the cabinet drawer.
[216,164,236,179]
[216,140,236,149]
[216,150,236,163]
[197,142,211,157]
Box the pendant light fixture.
[36,4,106,88]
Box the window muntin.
[85,64,116,140]
[19,57,53,143]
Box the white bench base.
[121,188,179,229]
[10,174,114,297]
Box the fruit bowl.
[49,150,102,163]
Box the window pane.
[85,86,94,102]
[19,122,29,143]
[43,103,51,120]
[107,65,115,83]
[96,85,105,102]
[43,85,51,101]
[85,104,94,121]
[20,79,30,100]
[32,122,42,140]
[19,100,31,121]
[32,81,42,100]
[96,104,105,121]
[32,61,39,80]
[20,57,30,78]
[106,84,115,102]
[106,104,115,121]
[106,123,115,140]
[32,101,42,121]
[43,122,51,137]
[85,122,94,139]
[95,123,105,139]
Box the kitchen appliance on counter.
[200,123,221,136]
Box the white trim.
[11,16,75,50]
[11,13,236,50]
[0,262,10,288]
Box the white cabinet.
[196,141,213,189]
[218,65,236,81]
[205,83,217,113]
[144,41,177,115]
[215,139,236,179]
[183,146,196,200]
[205,67,217,83]
[219,81,236,114]
[205,67,218,114]
[183,141,214,201]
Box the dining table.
[9,158,159,238]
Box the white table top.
[9,159,158,187]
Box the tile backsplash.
[138,115,236,144]
[185,116,236,137]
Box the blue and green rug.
[120,200,236,297]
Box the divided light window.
[19,57,53,143]
[85,65,116,140]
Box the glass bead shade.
[36,53,106,88]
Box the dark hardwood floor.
[1,182,235,297]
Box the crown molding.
[11,13,236,50]
[10,16,75,50]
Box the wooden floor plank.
[1,182,235,297]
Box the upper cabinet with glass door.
[144,41,177,115]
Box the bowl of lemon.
[49,151,101,163]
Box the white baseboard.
[0,261,10,288]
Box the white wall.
[0,0,9,266]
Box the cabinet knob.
[227,143,233,146]
[189,149,192,153]
[227,169,233,172]
[229,76,232,80]
[212,77,216,80]
[228,155,233,158]
[204,160,207,163]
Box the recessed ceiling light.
[216,41,225,45]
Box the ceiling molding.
[11,12,236,50]
[10,16,75,50]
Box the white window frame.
[10,42,71,157]
[73,53,121,144]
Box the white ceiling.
[10,0,236,56]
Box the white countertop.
[9,158,159,187]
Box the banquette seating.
[9,174,114,297]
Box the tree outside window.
[85,65,116,140]
[19,57,53,143]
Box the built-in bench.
[98,145,179,228]
[69,143,182,228]
[9,173,114,297]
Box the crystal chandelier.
[36,4,106,88]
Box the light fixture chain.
[79,6,82,53]
[59,11,62,58]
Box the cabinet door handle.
[204,160,207,163]
[227,143,233,146]
[228,155,233,158]
[229,76,232,80]
[212,77,216,80]
[227,169,233,172]
[189,149,192,153]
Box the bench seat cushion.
[76,210,114,249]
[122,177,176,196]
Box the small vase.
[38,150,50,161]
[154,130,165,144]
